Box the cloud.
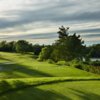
[72,28,100,34]
[0,0,100,29]
[0,0,100,45]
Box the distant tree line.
[86,44,100,58]
[0,40,44,55]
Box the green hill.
[0,52,98,78]
[0,52,100,100]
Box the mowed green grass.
[0,52,100,100]
[0,80,100,100]
[0,52,98,78]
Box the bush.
[82,65,90,72]
[70,59,79,64]
[90,61,100,66]
[71,59,84,70]
[70,59,100,74]
[47,59,55,64]
[83,61,89,65]
[37,58,43,62]
[73,64,83,69]
[38,46,53,61]
[57,61,67,66]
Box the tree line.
[0,40,44,55]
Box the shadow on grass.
[0,87,71,100]
[0,56,12,62]
[0,63,53,78]
[69,88,100,100]
[1,84,100,100]
[0,80,71,100]
[0,81,100,100]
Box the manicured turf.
[0,52,100,100]
[0,52,98,78]
[0,80,100,100]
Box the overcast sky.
[0,0,100,45]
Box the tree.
[87,44,100,58]
[0,41,7,51]
[33,44,44,55]
[38,46,52,61]
[6,41,16,52]
[38,26,85,62]
[52,26,85,61]
[15,40,31,53]
[57,26,69,39]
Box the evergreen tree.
[52,26,85,61]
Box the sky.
[0,0,100,45]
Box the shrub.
[57,61,67,66]
[70,59,79,64]
[83,61,89,65]
[73,64,83,69]
[90,61,100,66]
[47,59,55,64]
[37,58,43,62]
[71,59,85,70]
[82,65,90,72]
[38,46,53,61]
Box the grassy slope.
[0,52,98,78]
[0,52,100,100]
